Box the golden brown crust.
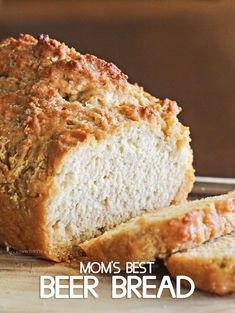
[171,159,195,205]
[0,34,193,261]
[80,193,235,269]
[0,34,182,198]
[166,241,235,295]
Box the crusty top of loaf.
[0,34,182,201]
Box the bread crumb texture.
[166,232,235,295]
[0,34,193,261]
[81,191,235,268]
[0,34,187,199]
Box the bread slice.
[166,233,235,295]
[81,191,235,268]
[0,34,194,261]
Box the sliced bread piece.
[80,191,235,268]
[0,34,194,262]
[166,233,235,295]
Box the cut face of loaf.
[47,123,193,255]
[81,191,235,268]
[166,233,235,295]
[0,34,194,261]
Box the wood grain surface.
[0,179,235,313]
[0,3,234,310]
[0,249,235,313]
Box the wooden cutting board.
[0,248,234,313]
[1,178,235,313]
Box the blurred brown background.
[0,0,234,177]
